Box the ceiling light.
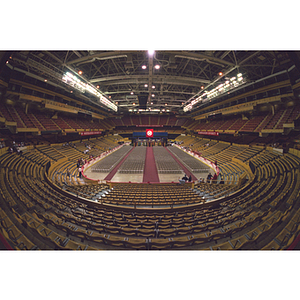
[152,85,155,89]
[154,65,160,70]
[148,50,155,56]
[62,71,117,111]
[152,94,155,97]
[144,84,148,88]
[183,72,246,112]
[44,79,47,82]
[142,65,147,69]
[70,91,73,93]
[78,70,83,75]
[219,72,223,76]
[201,86,204,89]
[96,85,100,88]
[133,103,135,106]
[151,102,153,105]
[130,92,134,95]
[165,103,168,106]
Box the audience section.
[1,135,300,250]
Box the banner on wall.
[146,129,154,138]
[79,131,102,136]
[136,125,163,127]
[198,131,219,136]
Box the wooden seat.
[157,227,177,238]
[124,237,148,250]
[211,241,233,250]
[148,238,173,250]
[16,234,39,250]
[1,217,15,230]
[261,239,282,250]
[228,235,249,249]
[64,238,98,250]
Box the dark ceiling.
[3,50,298,115]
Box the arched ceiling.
[5,50,296,114]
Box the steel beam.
[65,51,135,65]
[90,75,210,85]
[169,51,236,67]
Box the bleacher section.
[2,104,300,137]
[0,105,109,132]
[1,134,300,250]
[191,106,300,134]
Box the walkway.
[142,147,160,183]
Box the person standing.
[78,167,82,178]
[212,173,218,184]
[207,173,212,183]
[182,174,188,181]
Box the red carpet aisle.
[104,147,135,181]
[0,232,14,250]
[287,233,300,250]
[165,147,198,181]
[143,147,160,183]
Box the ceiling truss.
[6,50,295,114]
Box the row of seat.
[153,146,183,174]
[91,146,132,173]
[1,136,300,250]
[118,146,146,173]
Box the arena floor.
[83,163,211,183]
[82,145,213,183]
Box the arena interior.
[1,50,300,253]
